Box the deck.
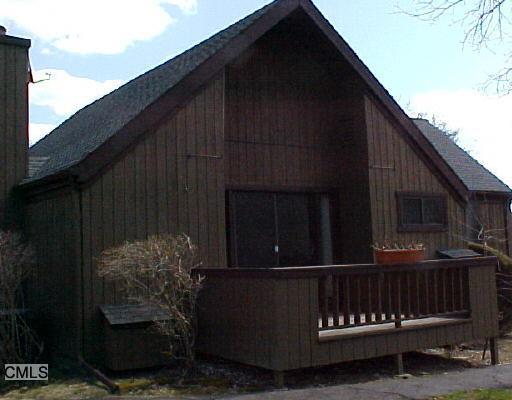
[195,257,499,374]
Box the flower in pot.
[372,241,426,265]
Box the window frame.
[396,192,448,233]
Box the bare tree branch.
[399,0,512,94]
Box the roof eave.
[17,169,78,199]
[471,190,512,200]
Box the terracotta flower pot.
[373,248,425,265]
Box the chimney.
[0,28,31,229]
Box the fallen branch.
[78,356,120,394]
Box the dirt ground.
[2,336,512,400]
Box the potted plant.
[372,242,425,265]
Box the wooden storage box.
[100,304,170,371]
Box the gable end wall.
[365,95,465,258]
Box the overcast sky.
[1,0,510,188]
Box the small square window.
[397,192,447,232]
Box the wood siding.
[0,39,28,228]
[509,210,512,256]
[472,197,510,255]
[79,75,225,359]
[365,96,465,258]
[24,191,82,357]
[225,26,372,262]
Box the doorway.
[227,191,333,267]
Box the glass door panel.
[276,193,314,267]
[230,191,277,267]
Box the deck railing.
[195,256,499,372]
[318,261,470,331]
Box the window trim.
[396,192,448,233]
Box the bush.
[97,234,203,366]
[0,231,42,364]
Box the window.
[397,192,447,232]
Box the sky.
[1,0,511,188]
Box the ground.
[1,336,512,400]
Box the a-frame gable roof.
[24,0,469,202]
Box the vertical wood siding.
[224,29,373,262]
[25,191,82,356]
[509,210,512,256]
[0,41,28,228]
[365,96,465,258]
[80,75,225,358]
[473,199,510,254]
[225,33,347,188]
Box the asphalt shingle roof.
[28,0,278,181]
[413,118,511,194]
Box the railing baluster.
[355,276,362,325]
[415,270,421,317]
[461,268,468,310]
[451,268,456,311]
[433,269,439,315]
[424,270,430,315]
[387,273,393,321]
[395,272,402,328]
[376,273,383,322]
[442,268,447,313]
[319,277,329,328]
[406,271,412,318]
[366,276,373,324]
[332,276,340,327]
[343,276,351,326]
[458,267,464,311]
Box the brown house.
[1,0,510,377]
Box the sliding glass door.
[228,191,333,268]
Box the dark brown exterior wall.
[0,37,29,228]
[365,96,465,259]
[224,26,372,263]
[79,75,225,359]
[471,196,510,255]
[509,209,512,256]
[24,190,82,357]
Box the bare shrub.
[97,234,203,366]
[0,231,42,364]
